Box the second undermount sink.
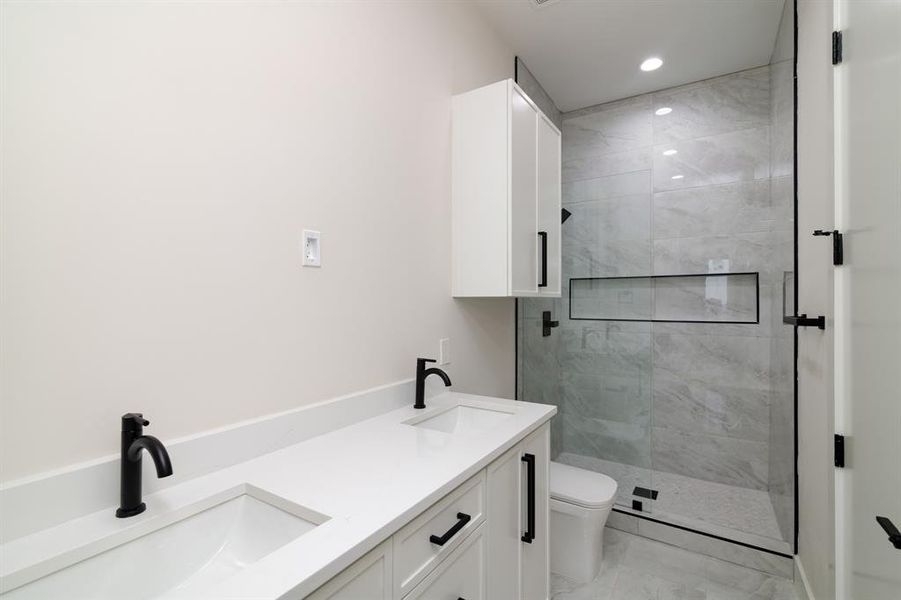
[406,403,514,435]
[2,485,328,600]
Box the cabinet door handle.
[538,231,548,288]
[429,512,471,546]
[522,453,536,543]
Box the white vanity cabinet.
[307,422,551,600]
[452,79,562,298]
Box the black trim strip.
[612,508,794,559]
[792,0,800,557]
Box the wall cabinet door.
[536,114,562,297]
[509,85,539,296]
[405,524,486,600]
[306,540,393,600]
[520,424,550,600]
[452,79,561,298]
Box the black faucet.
[116,413,173,518]
[414,357,452,409]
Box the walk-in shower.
[516,41,796,555]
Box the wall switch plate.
[302,230,321,267]
[439,338,450,365]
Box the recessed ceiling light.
[640,57,663,72]
[655,107,672,116]
[671,174,684,180]
[662,149,678,156]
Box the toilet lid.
[549,461,618,509]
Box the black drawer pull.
[522,453,536,543]
[429,512,471,546]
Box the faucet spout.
[127,435,173,478]
[423,367,452,387]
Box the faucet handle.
[417,357,437,365]
[121,413,150,432]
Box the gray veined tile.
[564,172,652,203]
[563,372,651,426]
[563,99,653,162]
[561,412,652,469]
[651,373,770,442]
[652,232,774,279]
[563,195,652,246]
[563,239,652,279]
[652,67,770,144]
[563,147,653,183]
[653,180,773,239]
[651,427,769,490]
[652,127,770,192]
[652,333,770,391]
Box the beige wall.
[0,1,514,482]
[797,0,836,598]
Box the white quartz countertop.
[0,392,555,599]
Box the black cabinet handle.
[538,231,548,288]
[522,453,536,543]
[429,512,471,546]
[876,516,901,549]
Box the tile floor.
[557,452,791,554]
[551,529,799,600]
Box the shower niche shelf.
[569,272,759,324]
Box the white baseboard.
[795,557,816,600]
[0,379,423,542]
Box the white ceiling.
[473,0,786,112]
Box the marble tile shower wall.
[520,67,794,512]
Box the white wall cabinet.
[307,422,551,600]
[452,79,561,298]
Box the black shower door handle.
[538,232,548,288]
[522,453,536,543]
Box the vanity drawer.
[405,523,486,600]
[392,471,486,597]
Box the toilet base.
[549,497,612,584]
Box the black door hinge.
[813,229,844,265]
[833,31,843,65]
[835,434,846,468]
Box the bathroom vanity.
[309,420,549,600]
[0,392,554,600]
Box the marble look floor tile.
[552,530,798,600]
[652,127,770,192]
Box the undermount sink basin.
[2,485,327,600]
[406,404,514,435]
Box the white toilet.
[548,461,618,583]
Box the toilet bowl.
[549,461,618,584]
